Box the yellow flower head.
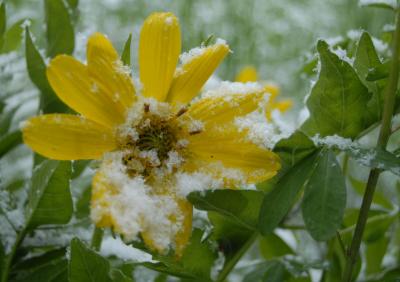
[22,12,280,256]
[235,65,293,119]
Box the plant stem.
[216,232,258,282]
[342,9,400,282]
[0,228,27,282]
[90,226,104,252]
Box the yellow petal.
[187,91,265,127]
[47,55,126,128]
[139,12,181,101]
[167,42,229,105]
[235,66,258,82]
[274,99,293,112]
[87,33,136,110]
[22,114,116,160]
[264,83,280,102]
[187,125,280,185]
[142,196,192,257]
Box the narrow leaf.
[0,130,22,158]
[0,2,5,36]
[259,151,319,235]
[302,150,346,241]
[1,19,24,53]
[45,0,74,57]
[120,33,132,66]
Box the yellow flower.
[235,66,293,119]
[22,12,280,256]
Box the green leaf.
[259,233,294,260]
[0,2,5,37]
[25,28,66,113]
[302,40,370,138]
[366,235,389,275]
[0,106,18,135]
[69,238,112,282]
[1,19,24,53]
[354,32,385,122]
[26,160,73,229]
[346,147,400,176]
[301,149,346,241]
[243,261,291,282]
[359,0,397,10]
[66,0,79,9]
[259,151,319,235]
[188,190,263,230]
[45,0,74,57]
[349,176,393,210]
[366,60,390,81]
[75,184,91,219]
[121,33,132,66]
[0,130,22,158]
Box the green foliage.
[302,40,371,138]
[0,130,22,157]
[121,33,132,66]
[26,160,73,229]
[45,0,74,57]
[302,149,346,241]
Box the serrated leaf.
[25,28,66,113]
[0,130,22,158]
[1,19,24,53]
[26,160,73,229]
[301,149,346,241]
[0,2,5,37]
[121,33,132,66]
[45,0,74,57]
[69,238,112,282]
[259,151,319,235]
[302,40,371,138]
[188,190,263,230]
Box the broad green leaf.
[259,151,319,235]
[349,176,393,210]
[302,40,370,138]
[273,130,316,169]
[366,235,389,275]
[66,0,79,9]
[25,28,66,113]
[259,233,294,260]
[75,184,91,219]
[1,19,24,53]
[26,160,73,229]
[346,147,400,176]
[366,60,390,81]
[0,2,5,36]
[45,0,74,57]
[121,33,132,66]
[0,130,22,158]
[188,190,263,230]
[243,261,290,282]
[69,238,112,282]
[354,32,384,122]
[109,269,132,282]
[72,160,91,179]
[302,149,346,241]
[142,229,217,280]
[10,248,68,282]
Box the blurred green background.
[8,0,393,103]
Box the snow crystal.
[311,134,356,150]
[202,81,264,98]
[175,172,222,197]
[331,47,354,65]
[179,46,207,65]
[210,251,226,280]
[164,16,174,25]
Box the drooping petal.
[187,124,280,185]
[167,42,229,105]
[47,55,126,128]
[139,12,181,101]
[235,66,258,82]
[86,32,136,110]
[22,114,116,160]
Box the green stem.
[216,232,258,282]
[342,9,400,282]
[90,226,104,252]
[0,228,27,282]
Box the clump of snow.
[210,251,226,280]
[101,236,152,261]
[311,134,357,150]
[331,47,354,65]
[202,81,264,99]
[179,46,208,65]
[359,0,397,9]
[174,172,222,197]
